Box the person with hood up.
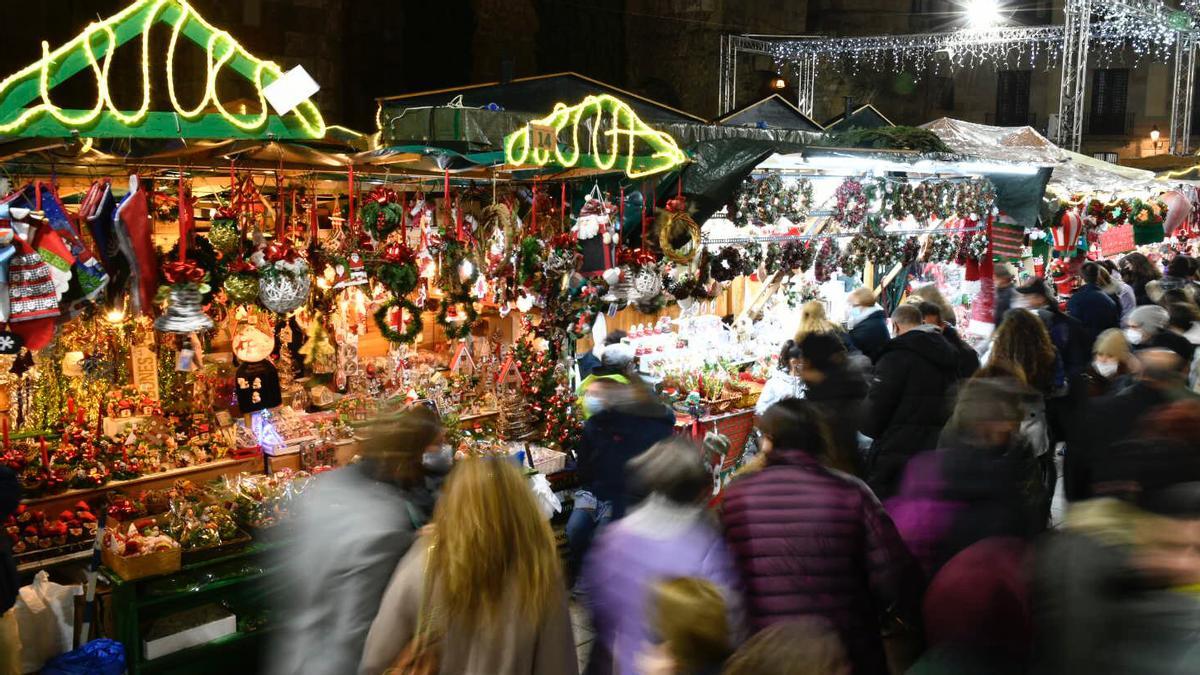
[567,344,675,581]
[1125,304,1196,366]
[845,287,891,364]
[581,438,741,675]
[794,331,868,475]
[720,399,923,675]
[862,303,960,499]
[1146,254,1199,304]
[269,407,442,675]
[1068,262,1121,345]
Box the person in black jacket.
[994,264,1017,325]
[1067,262,1121,345]
[919,301,980,379]
[795,331,868,476]
[0,465,18,674]
[862,304,960,499]
[566,360,675,581]
[845,287,890,364]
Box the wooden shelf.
[21,457,261,507]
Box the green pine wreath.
[436,287,478,340]
[374,297,424,344]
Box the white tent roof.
[921,117,1157,194]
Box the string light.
[0,0,324,137]
[504,94,687,178]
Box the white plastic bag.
[14,571,81,673]
[527,473,562,520]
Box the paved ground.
[571,600,595,671]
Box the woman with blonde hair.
[635,577,733,675]
[359,459,577,675]
[794,300,843,341]
[1081,327,1134,397]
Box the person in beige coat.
[359,458,578,675]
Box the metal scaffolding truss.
[720,0,1200,154]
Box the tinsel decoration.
[731,175,814,227]
[207,210,241,255]
[709,246,743,282]
[513,338,580,451]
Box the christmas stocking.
[114,178,158,314]
[34,183,108,309]
[7,217,59,350]
[88,182,131,312]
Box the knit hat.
[600,342,635,370]
[1127,305,1169,333]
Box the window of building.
[996,70,1031,126]
[1089,69,1129,135]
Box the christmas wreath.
[732,175,814,227]
[436,287,479,340]
[660,197,701,264]
[359,187,405,240]
[813,238,840,283]
[709,246,743,282]
[374,297,424,344]
[374,242,419,296]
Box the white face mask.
[1093,359,1119,378]
[1124,328,1144,345]
[583,394,605,415]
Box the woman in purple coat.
[720,399,924,675]
[581,437,742,675]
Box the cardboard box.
[143,604,236,661]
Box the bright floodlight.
[964,0,1003,30]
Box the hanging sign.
[529,124,556,155]
[1099,224,1135,256]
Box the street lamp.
[769,74,787,91]
[1151,125,1162,154]
[963,0,1003,30]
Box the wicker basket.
[530,446,567,475]
[102,546,181,581]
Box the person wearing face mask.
[1080,328,1134,398]
[1014,277,1090,381]
[1125,304,1196,366]
[845,287,890,364]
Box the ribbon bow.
[665,196,687,213]
[382,242,415,265]
[265,241,299,264]
[214,206,238,220]
[227,257,257,273]
[162,260,205,284]
[369,186,397,205]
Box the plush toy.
[233,326,281,413]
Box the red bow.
[227,258,256,273]
[369,186,397,205]
[162,260,205,284]
[665,196,687,213]
[620,248,658,266]
[214,206,238,220]
[382,242,415,265]
[265,241,299,263]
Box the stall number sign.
[131,344,160,400]
[529,124,556,154]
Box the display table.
[103,539,283,675]
[674,407,756,500]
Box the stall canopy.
[921,118,1157,194]
[823,104,895,131]
[716,94,824,132]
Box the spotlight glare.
[963,0,1003,30]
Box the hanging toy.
[232,326,281,414]
[257,240,311,314]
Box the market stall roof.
[716,94,824,132]
[377,72,706,124]
[921,117,1157,193]
[822,104,895,131]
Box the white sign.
[263,66,320,116]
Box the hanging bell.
[155,286,214,334]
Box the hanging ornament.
[208,207,242,255]
[374,298,424,344]
[257,241,311,314]
[223,258,260,305]
[155,259,214,334]
[659,196,701,264]
[1051,208,1085,252]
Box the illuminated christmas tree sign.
[504,94,687,178]
[0,0,325,139]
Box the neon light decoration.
[0,0,325,139]
[504,94,687,178]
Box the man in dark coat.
[796,331,868,475]
[846,287,891,364]
[721,399,923,675]
[1067,262,1121,345]
[862,304,959,499]
[919,301,980,380]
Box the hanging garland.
[732,175,814,227]
[436,287,479,340]
[373,297,424,344]
[832,179,868,230]
[813,238,840,283]
[373,241,419,296]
